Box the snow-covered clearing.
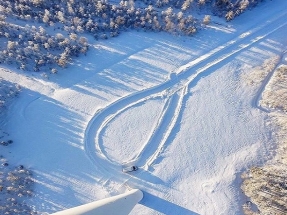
[1,1,287,214]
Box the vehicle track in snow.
[84,10,287,193]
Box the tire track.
[145,86,188,169]
[96,93,165,163]
[84,10,287,193]
[132,88,185,168]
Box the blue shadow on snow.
[139,191,200,215]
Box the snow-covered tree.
[225,10,234,21]
[203,15,211,25]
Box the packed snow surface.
[1,1,287,214]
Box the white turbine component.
[50,189,143,215]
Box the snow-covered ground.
[1,1,287,214]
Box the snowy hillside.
[1,0,287,214]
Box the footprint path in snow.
[84,10,287,194]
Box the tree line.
[0,0,268,72]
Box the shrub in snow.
[240,56,280,87]
[202,15,211,25]
[261,66,287,112]
[0,156,36,215]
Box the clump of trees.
[0,156,36,215]
[0,15,88,72]
[212,0,267,21]
[140,0,267,21]
[0,0,268,72]
[0,80,37,214]
[0,0,200,38]
[0,0,200,72]
[241,166,287,215]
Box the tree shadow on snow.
[140,191,200,215]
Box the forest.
[0,0,267,73]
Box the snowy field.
[1,1,287,214]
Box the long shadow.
[140,191,200,215]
